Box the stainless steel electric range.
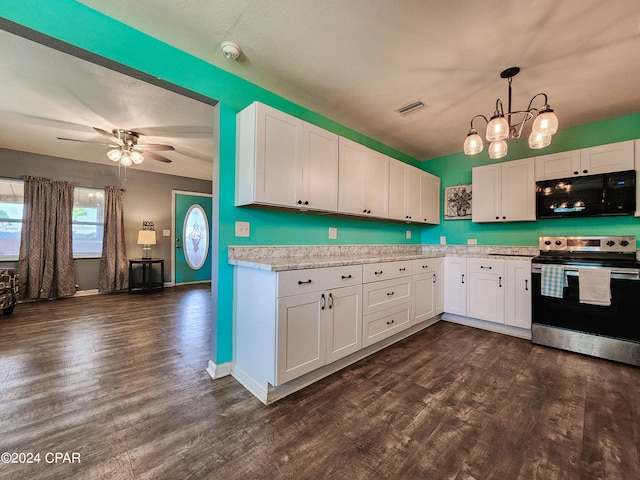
[531,235,640,366]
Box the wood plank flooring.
[1,284,638,479]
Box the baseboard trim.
[441,313,531,340]
[206,360,232,379]
[232,315,442,404]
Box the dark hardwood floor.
[1,285,638,479]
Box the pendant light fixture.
[463,67,558,159]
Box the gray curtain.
[98,186,128,292]
[18,177,76,299]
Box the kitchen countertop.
[228,245,538,272]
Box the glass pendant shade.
[488,140,508,159]
[463,130,483,155]
[131,151,144,164]
[531,109,558,136]
[528,131,552,149]
[107,149,122,162]
[120,152,132,167]
[486,115,509,142]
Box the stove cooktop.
[532,252,640,269]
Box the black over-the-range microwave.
[536,170,636,218]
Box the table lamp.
[137,229,157,259]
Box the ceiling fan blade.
[134,144,175,152]
[174,149,212,162]
[93,127,116,139]
[133,126,213,137]
[57,137,118,147]
[143,151,172,163]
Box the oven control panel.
[539,235,637,253]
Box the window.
[72,187,104,258]
[0,179,105,260]
[0,179,24,261]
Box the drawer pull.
[480,265,492,270]
[341,274,352,279]
[399,268,406,272]
[386,291,395,296]
[499,276,502,288]
[328,293,334,309]
[422,265,428,269]
[374,270,383,276]
[321,293,326,310]
[298,279,312,285]
[433,273,437,284]
[386,319,395,325]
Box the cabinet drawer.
[362,277,411,315]
[363,303,411,347]
[467,258,505,275]
[278,264,362,297]
[412,257,438,273]
[363,260,412,283]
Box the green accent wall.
[0,0,422,365]
[421,114,640,247]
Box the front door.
[173,191,213,284]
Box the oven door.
[531,264,640,365]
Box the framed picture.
[444,184,472,220]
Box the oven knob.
[606,240,615,246]
[555,240,562,246]
[544,240,551,246]
[620,240,629,246]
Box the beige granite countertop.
[228,244,538,272]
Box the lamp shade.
[528,131,552,149]
[531,109,558,136]
[488,140,508,159]
[486,115,509,142]
[137,230,157,245]
[463,130,483,156]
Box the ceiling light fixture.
[106,130,145,168]
[463,67,558,159]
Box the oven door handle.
[532,265,640,280]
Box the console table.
[129,258,165,293]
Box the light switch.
[235,221,250,237]
[163,229,171,237]
[328,227,338,240]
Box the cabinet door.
[472,163,502,222]
[338,137,366,215]
[580,140,634,176]
[420,171,441,224]
[501,158,535,222]
[405,165,422,222]
[444,257,467,315]
[413,271,435,324]
[276,292,325,384]
[434,258,444,315]
[255,103,304,207]
[506,260,532,329]
[303,123,339,212]
[535,150,581,180]
[361,148,389,218]
[388,160,407,221]
[467,271,505,324]
[325,285,362,363]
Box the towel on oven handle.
[541,265,567,298]
[578,268,611,306]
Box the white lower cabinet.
[412,257,444,324]
[444,256,467,315]
[466,258,505,324]
[505,260,532,329]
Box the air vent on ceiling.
[394,99,426,116]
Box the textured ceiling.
[2,0,640,181]
[77,0,640,161]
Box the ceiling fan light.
[120,152,132,167]
[488,140,508,159]
[531,107,558,136]
[486,115,509,142]
[131,151,144,164]
[528,131,552,149]
[463,129,483,155]
[107,148,122,162]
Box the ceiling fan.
[57,127,174,166]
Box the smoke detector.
[221,41,242,60]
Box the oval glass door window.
[183,204,209,270]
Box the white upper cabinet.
[420,171,441,225]
[388,161,422,222]
[338,137,389,218]
[536,140,634,180]
[472,158,535,223]
[236,102,339,212]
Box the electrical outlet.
[328,227,338,240]
[406,230,411,240]
[235,221,250,237]
[467,238,477,245]
[440,236,446,245]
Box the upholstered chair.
[0,268,18,314]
